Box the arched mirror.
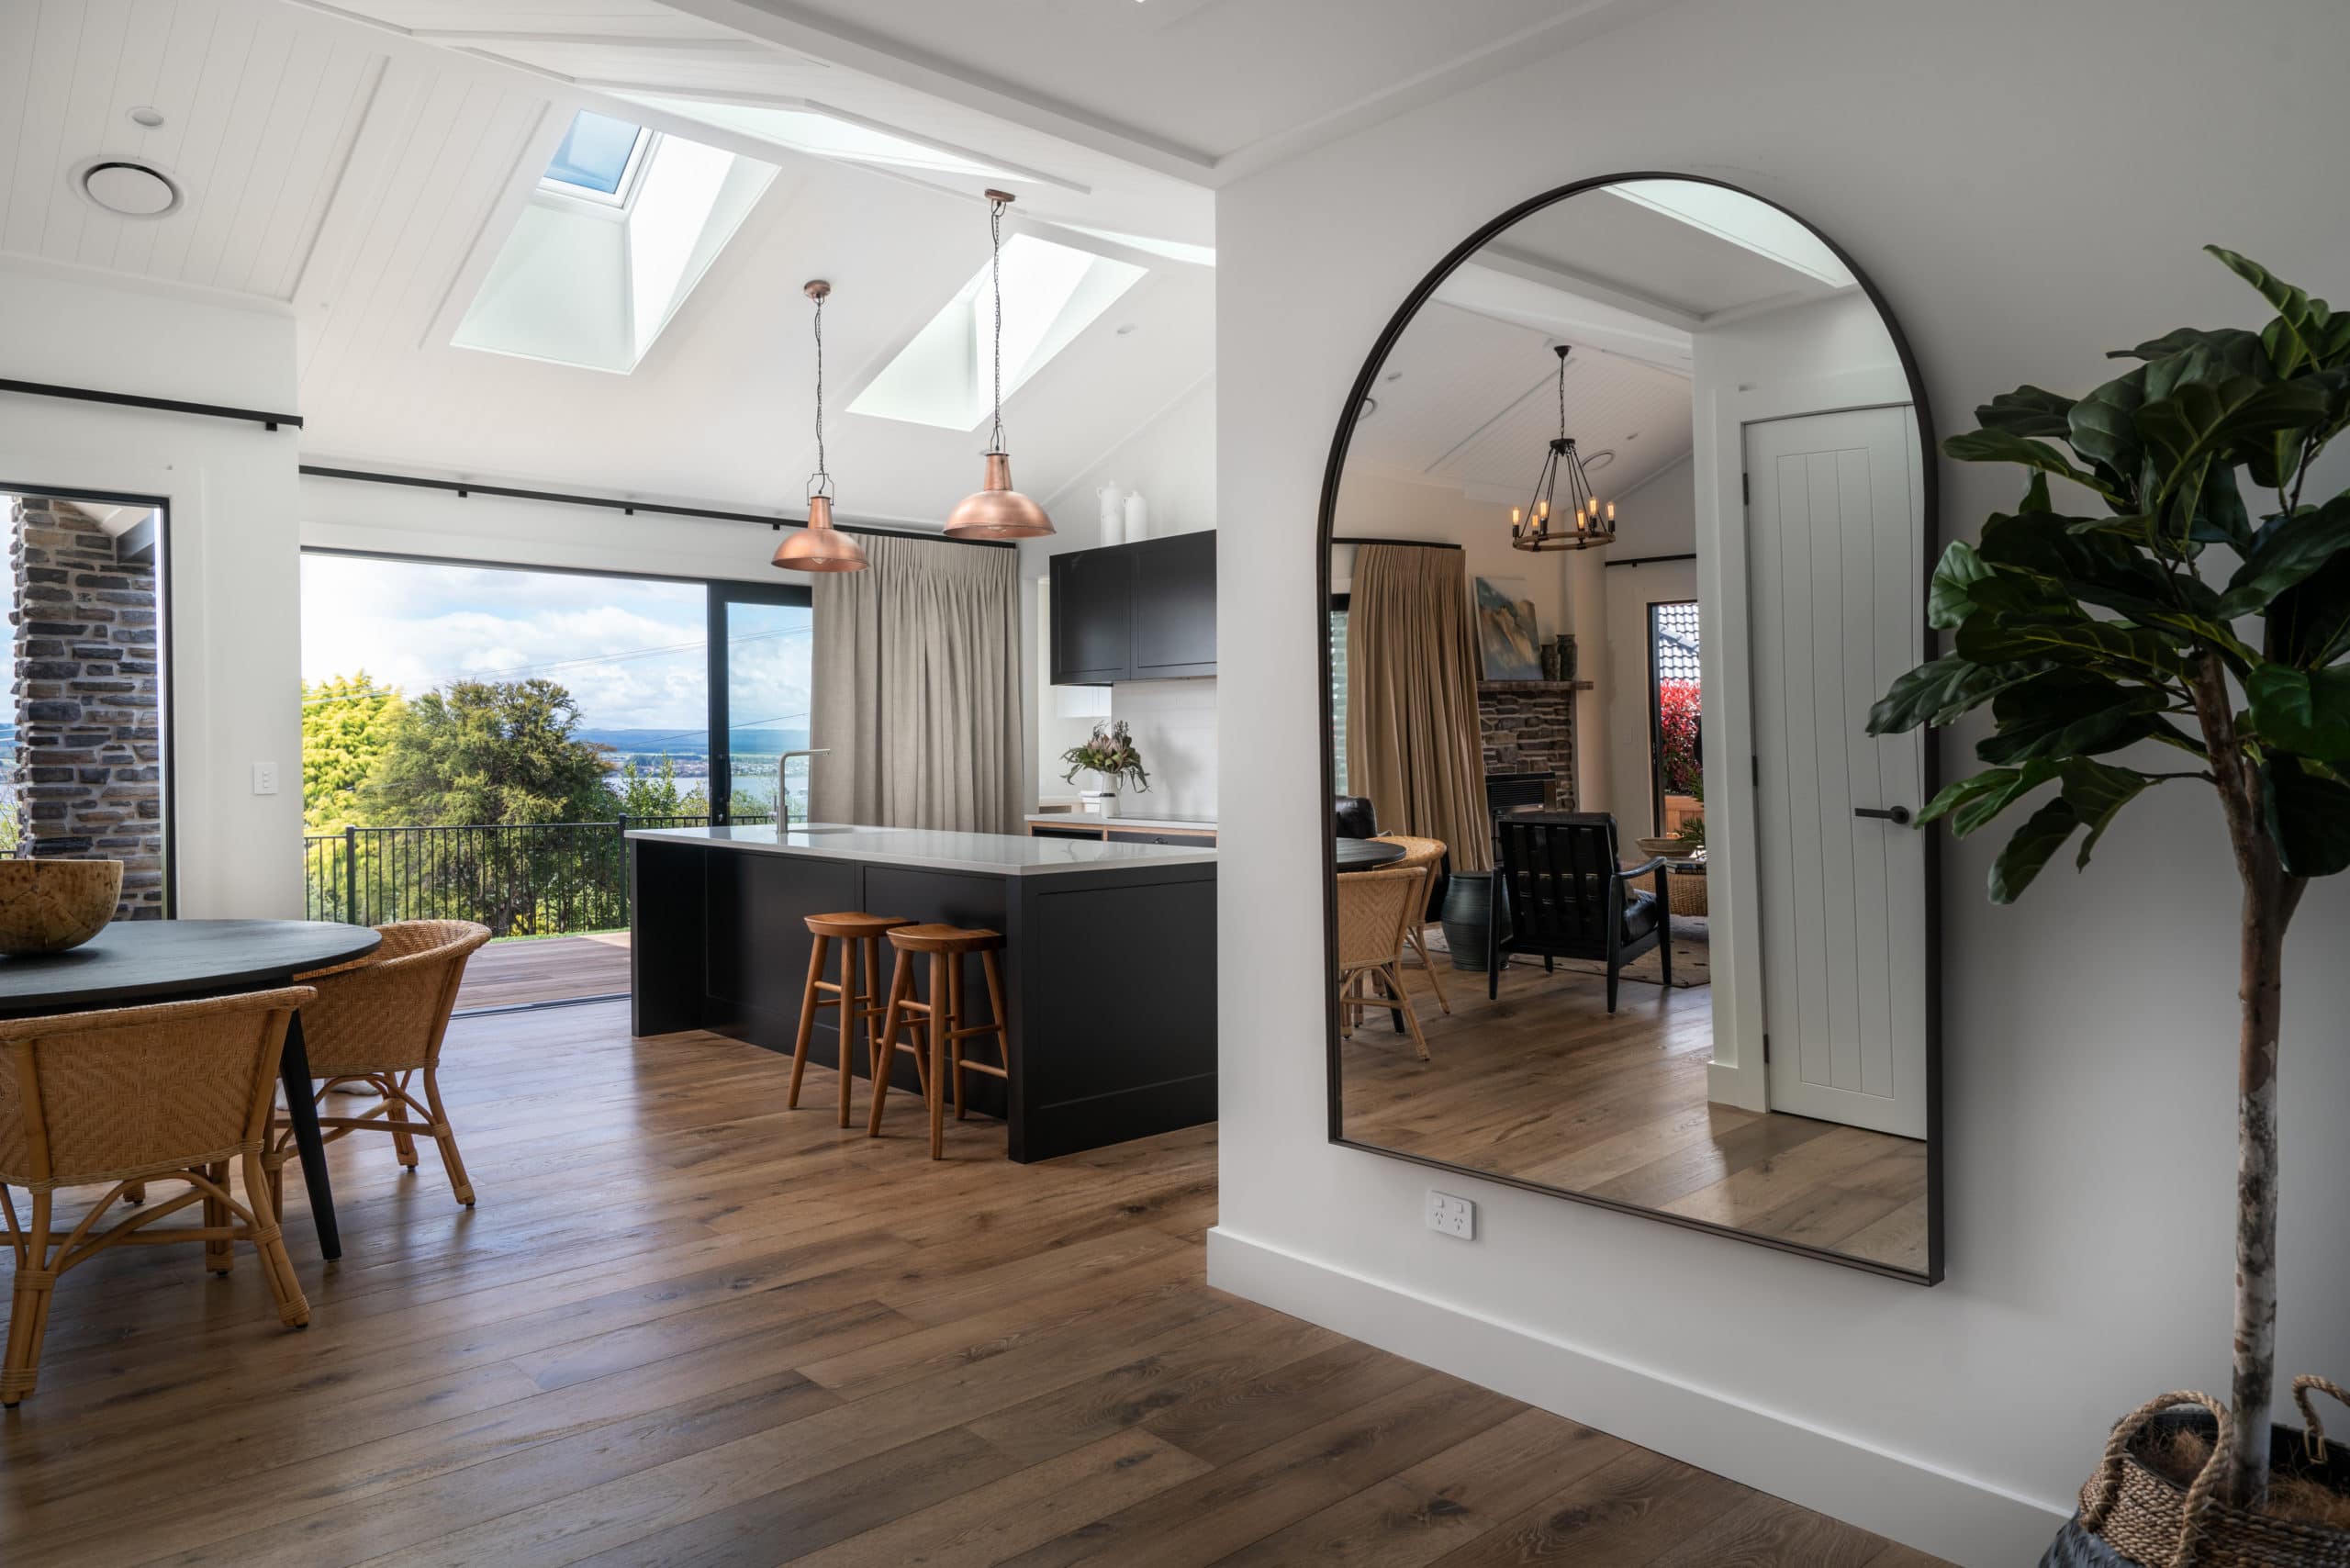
[1318,174,1941,1282]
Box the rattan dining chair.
[1334,867,1432,1061]
[0,987,316,1406]
[1371,834,1452,1016]
[263,920,491,1215]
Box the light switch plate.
[1427,1190,1475,1240]
[252,761,280,796]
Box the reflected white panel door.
[1745,407,1927,1138]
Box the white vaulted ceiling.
[0,0,1672,528]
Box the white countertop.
[628,823,1217,877]
[1024,812,1218,832]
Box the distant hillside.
[575,727,808,758]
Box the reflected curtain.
[1347,543,1489,871]
[809,533,1020,833]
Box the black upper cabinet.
[1049,531,1215,685]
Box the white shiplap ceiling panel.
[0,0,387,298]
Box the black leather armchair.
[1487,812,1669,1013]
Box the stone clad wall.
[1476,680,1579,810]
[9,497,164,918]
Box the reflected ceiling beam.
[1437,261,1694,375]
[408,32,787,53]
[1470,243,1703,334]
[651,0,1221,180]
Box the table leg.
[277,1013,341,1261]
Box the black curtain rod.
[0,377,302,431]
[1329,535,1464,550]
[297,465,1015,548]
[1603,551,1697,568]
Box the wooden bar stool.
[867,924,1008,1159]
[790,913,914,1126]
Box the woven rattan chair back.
[267,921,491,1215]
[1335,868,1420,969]
[0,987,316,1406]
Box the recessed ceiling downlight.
[80,160,180,218]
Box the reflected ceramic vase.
[1080,774,1123,820]
[1438,873,1494,973]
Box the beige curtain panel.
[1346,543,1490,872]
[809,533,1021,833]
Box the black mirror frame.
[1315,171,1943,1286]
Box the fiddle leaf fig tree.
[1868,246,2350,1510]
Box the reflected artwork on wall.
[1472,575,1542,680]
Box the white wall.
[1209,4,2350,1564]
[0,263,304,918]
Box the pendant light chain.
[989,193,1006,454]
[1557,346,1568,439]
[811,286,831,500]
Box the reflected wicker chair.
[1334,867,1432,1061]
[263,921,491,1215]
[0,988,316,1406]
[1371,834,1451,1017]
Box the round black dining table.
[1334,837,1410,870]
[0,919,382,1260]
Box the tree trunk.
[2188,655,2304,1509]
[2227,872,2286,1509]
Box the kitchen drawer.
[1029,823,1106,840]
[1105,828,1216,846]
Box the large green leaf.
[2132,376,2332,497]
[1955,613,2189,678]
[2261,755,2350,877]
[1928,759,2061,837]
[2191,467,2254,552]
[2109,327,2264,364]
[1975,678,2172,766]
[1944,430,2126,506]
[2207,247,2341,377]
[1974,385,2076,438]
[2218,496,2350,617]
[2068,364,2150,487]
[1989,796,2080,902]
[1866,655,2054,734]
[1927,540,1995,629]
[2058,757,2151,868]
[2269,545,2350,667]
[2245,663,2350,764]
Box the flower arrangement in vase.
[1060,720,1149,818]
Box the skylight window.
[543,110,652,203]
[849,234,1146,431]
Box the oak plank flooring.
[1342,953,1927,1271]
[1,1000,1945,1568]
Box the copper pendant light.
[774,279,868,572]
[945,190,1055,541]
[1510,344,1616,553]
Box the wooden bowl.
[0,859,122,955]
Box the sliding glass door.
[708,582,813,824]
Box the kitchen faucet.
[777,748,829,832]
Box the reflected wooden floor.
[1341,953,1928,1271]
[454,930,631,1011]
[0,1002,1947,1566]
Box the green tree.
[1868,247,2350,1507]
[611,755,710,821]
[302,671,404,833]
[364,678,613,827]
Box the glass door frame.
[707,579,812,824]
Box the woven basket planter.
[1666,870,1709,918]
[2042,1382,2350,1568]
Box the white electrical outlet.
[1426,1190,1475,1240]
[252,761,280,796]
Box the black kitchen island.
[628,824,1217,1161]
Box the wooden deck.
[454,931,632,1011]
[0,1001,1948,1567]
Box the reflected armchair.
[1488,812,1670,1013]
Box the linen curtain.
[809,533,1021,833]
[1347,543,1490,871]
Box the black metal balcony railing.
[302,815,773,933]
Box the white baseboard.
[1205,1226,2065,1568]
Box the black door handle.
[1854,805,1912,825]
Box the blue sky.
[300,555,810,739]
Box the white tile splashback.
[1112,678,1217,820]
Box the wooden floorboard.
[0,1001,1948,1567]
[1340,951,1928,1272]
